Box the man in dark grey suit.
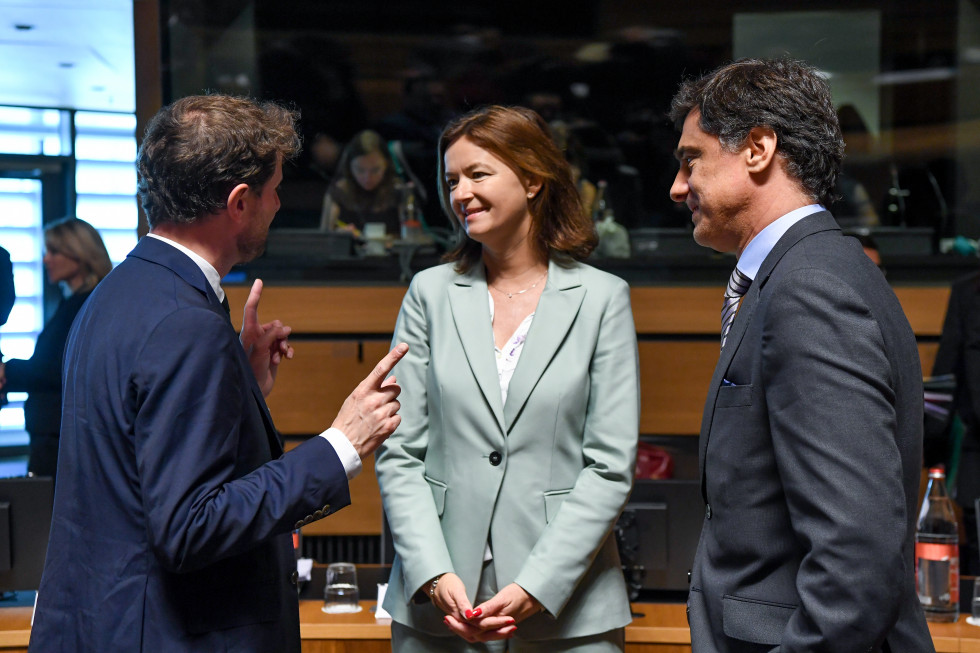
[669,59,934,652]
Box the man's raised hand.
[239,278,293,397]
[332,343,408,458]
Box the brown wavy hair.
[137,94,301,228]
[438,105,597,271]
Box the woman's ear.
[525,175,543,199]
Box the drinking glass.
[322,562,361,614]
[971,577,980,625]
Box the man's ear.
[225,183,251,223]
[745,126,778,174]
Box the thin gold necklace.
[490,272,547,299]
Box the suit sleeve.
[375,278,456,601]
[134,306,351,573]
[3,296,84,393]
[513,280,639,616]
[0,248,13,326]
[762,269,909,649]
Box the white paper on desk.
[296,558,313,582]
[375,583,391,619]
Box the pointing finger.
[361,343,408,390]
[242,279,264,324]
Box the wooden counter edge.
[296,601,695,643]
[300,619,393,640]
[3,602,977,649]
[624,625,691,644]
[0,631,29,648]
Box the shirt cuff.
[319,427,362,480]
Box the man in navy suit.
[29,95,407,652]
[670,60,934,652]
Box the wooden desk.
[296,602,980,653]
[296,601,694,653]
[0,602,977,651]
[0,606,30,653]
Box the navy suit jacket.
[687,212,934,652]
[29,237,351,652]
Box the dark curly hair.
[438,105,597,272]
[669,58,844,207]
[137,94,301,228]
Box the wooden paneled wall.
[226,283,951,536]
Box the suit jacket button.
[705,504,712,519]
[294,520,304,530]
[489,451,502,466]
[322,504,330,512]
[290,570,298,585]
[687,570,692,584]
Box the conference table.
[0,601,978,652]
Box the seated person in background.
[0,217,112,477]
[320,130,401,236]
[549,120,598,217]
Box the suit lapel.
[504,261,584,431]
[697,211,840,493]
[448,264,507,433]
[130,236,285,458]
[697,281,759,490]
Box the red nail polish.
[464,610,472,619]
[471,607,482,617]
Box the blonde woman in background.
[0,217,111,478]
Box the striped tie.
[721,267,751,349]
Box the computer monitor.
[0,477,53,599]
[617,478,703,595]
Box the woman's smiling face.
[443,136,536,245]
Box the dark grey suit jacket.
[687,211,934,652]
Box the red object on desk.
[635,442,674,480]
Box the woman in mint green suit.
[376,105,640,652]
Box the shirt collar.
[146,233,225,302]
[736,204,824,280]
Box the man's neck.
[150,217,236,276]
[736,186,815,257]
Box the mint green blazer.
[376,258,640,641]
